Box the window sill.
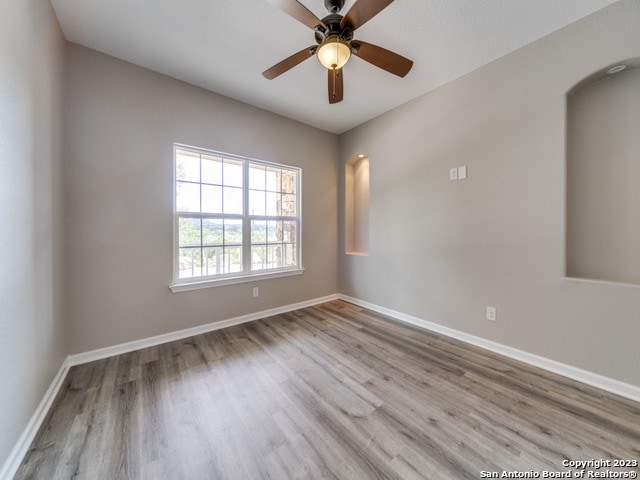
[169,268,304,293]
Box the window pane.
[224,160,243,187]
[281,170,296,193]
[176,150,200,182]
[176,182,200,212]
[266,167,279,192]
[201,155,222,185]
[178,217,201,247]
[271,245,284,268]
[267,220,279,242]
[224,246,242,273]
[224,220,242,245]
[223,186,243,214]
[203,247,218,276]
[178,247,202,279]
[269,245,283,269]
[282,221,297,243]
[249,190,265,216]
[202,248,216,277]
[266,192,279,216]
[202,218,224,246]
[284,243,296,267]
[252,220,267,243]
[251,245,266,271]
[249,164,265,190]
[201,184,222,213]
[282,194,296,217]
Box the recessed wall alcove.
[345,155,370,255]
[566,59,640,284]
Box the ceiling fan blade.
[341,0,394,31]
[266,0,326,30]
[328,68,344,104]
[262,46,317,80]
[352,40,413,77]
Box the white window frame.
[170,144,303,293]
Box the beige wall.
[339,0,640,387]
[0,0,66,465]
[64,44,338,354]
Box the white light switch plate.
[458,166,467,179]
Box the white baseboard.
[339,294,640,403]
[0,358,71,480]
[68,294,339,366]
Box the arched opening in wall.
[566,59,640,284]
[345,154,370,255]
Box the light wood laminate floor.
[15,301,640,479]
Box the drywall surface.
[339,0,640,387]
[64,44,338,353]
[0,0,66,468]
[567,67,640,284]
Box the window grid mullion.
[243,161,252,273]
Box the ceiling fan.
[262,0,414,104]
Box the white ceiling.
[50,0,620,134]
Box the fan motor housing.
[315,13,353,43]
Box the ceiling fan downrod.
[324,0,345,14]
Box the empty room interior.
[2,0,640,478]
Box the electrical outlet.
[486,306,496,321]
[252,287,259,298]
[450,167,458,180]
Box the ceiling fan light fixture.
[317,35,351,70]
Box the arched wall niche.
[566,58,640,284]
[345,154,370,255]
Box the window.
[171,144,302,291]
